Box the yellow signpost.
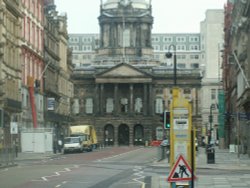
[168,87,196,188]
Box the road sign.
[174,119,188,130]
[10,122,18,134]
[167,155,195,182]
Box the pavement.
[151,147,250,188]
[0,151,63,168]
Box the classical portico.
[91,63,154,146]
[95,63,153,115]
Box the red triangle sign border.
[167,154,196,182]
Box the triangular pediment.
[98,63,150,78]
[96,63,152,83]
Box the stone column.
[114,84,118,115]
[143,84,148,116]
[149,83,153,116]
[95,84,99,115]
[114,125,118,146]
[129,124,133,146]
[100,84,104,115]
[129,84,134,115]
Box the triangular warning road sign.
[167,155,196,182]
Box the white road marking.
[96,148,144,162]
[32,165,79,182]
[132,166,146,188]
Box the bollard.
[207,147,215,164]
[157,146,162,161]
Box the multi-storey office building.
[70,0,202,146]
[69,33,201,71]
[151,33,201,70]
[200,9,225,148]
[69,34,99,66]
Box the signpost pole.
[191,129,194,188]
[168,87,196,187]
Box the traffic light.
[165,111,171,129]
[160,111,171,129]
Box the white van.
[63,137,83,154]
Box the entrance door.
[134,124,144,146]
[104,124,114,146]
[118,124,129,146]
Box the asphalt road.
[1,147,249,188]
[0,147,159,188]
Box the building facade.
[0,0,23,149]
[20,0,44,129]
[71,0,202,146]
[200,9,225,147]
[44,1,74,146]
[0,0,73,155]
[69,33,201,70]
[223,0,250,156]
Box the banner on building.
[47,98,55,111]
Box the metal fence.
[0,147,16,167]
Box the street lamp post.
[209,104,217,144]
[165,44,177,86]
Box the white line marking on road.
[96,148,144,162]
[32,165,79,182]
[132,166,146,188]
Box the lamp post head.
[165,52,173,58]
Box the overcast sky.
[54,0,227,34]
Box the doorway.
[118,124,129,146]
[134,124,144,146]
[104,124,114,146]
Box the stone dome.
[103,0,149,9]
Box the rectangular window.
[85,98,93,114]
[134,98,142,113]
[106,98,114,113]
[27,18,30,42]
[73,99,80,114]
[32,22,35,44]
[155,98,163,114]
[123,29,130,47]
[191,63,199,68]
[177,63,186,69]
[211,89,216,100]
